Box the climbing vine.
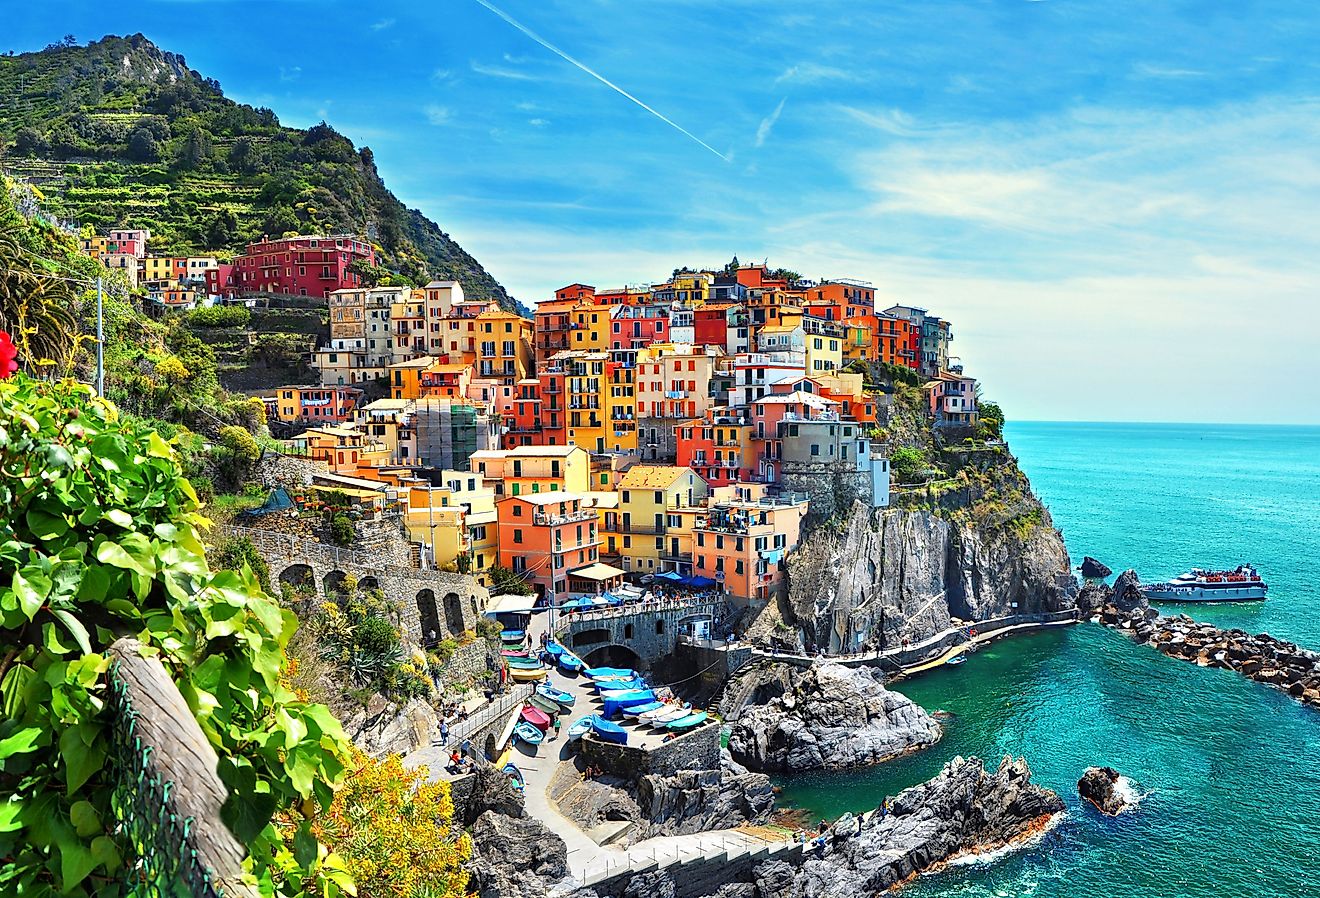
[0,376,355,896]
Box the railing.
[556,597,720,629]
[534,509,597,526]
[447,684,532,744]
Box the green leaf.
[221,786,278,845]
[0,726,45,760]
[59,727,105,793]
[69,801,100,838]
[0,664,35,717]
[51,609,92,655]
[12,568,51,621]
[293,820,317,868]
[59,837,97,891]
[0,797,22,833]
[90,835,121,873]
[103,509,133,528]
[26,508,68,540]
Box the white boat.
[1141,564,1267,602]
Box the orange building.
[676,410,757,488]
[496,492,620,601]
[692,492,809,605]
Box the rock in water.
[1080,556,1113,578]
[1078,766,1132,816]
[759,756,1065,898]
[1110,570,1148,612]
[728,663,941,771]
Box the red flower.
[0,332,17,379]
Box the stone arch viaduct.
[216,525,488,647]
[552,598,724,669]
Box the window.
[624,623,634,640]
[512,504,523,517]
[811,444,820,456]
[655,619,665,634]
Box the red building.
[206,235,374,299]
[610,303,669,350]
[693,302,741,350]
[503,379,544,448]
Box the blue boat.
[503,763,525,792]
[664,711,708,731]
[621,700,665,718]
[505,656,543,669]
[536,683,576,709]
[590,716,628,745]
[945,655,967,666]
[585,666,636,681]
[513,721,544,745]
[501,629,525,641]
[594,677,646,694]
[567,717,593,740]
[544,641,565,657]
[602,690,657,717]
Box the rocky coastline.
[569,755,1065,898]
[1085,571,1320,709]
[727,662,941,772]
[1077,766,1133,816]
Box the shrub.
[188,304,251,328]
[211,535,271,591]
[299,749,470,898]
[890,446,928,483]
[0,376,354,897]
[328,512,355,546]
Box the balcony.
[622,524,666,536]
[534,509,597,526]
[665,390,689,400]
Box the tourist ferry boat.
[1140,565,1267,602]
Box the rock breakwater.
[728,662,941,771]
[1098,603,1320,709]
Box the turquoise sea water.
[775,421,1320,897]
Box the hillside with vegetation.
[0,33,522,311]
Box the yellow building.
[803,316,844,375]
[469,445,591,497]
[607,465,709,575]
[550,350,638,453]
[391,292,427,362]
[387,357,436,400]
[473,309,535,384]
[400,470,500,583]
[141,256,182,284]
[79,236,108,259]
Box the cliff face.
[776,451,1075,653]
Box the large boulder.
[1077,766,1132,816]
[1080,556,1113,579]
[1110,570,1148,613]
[468,809,568,898]
[728,663,941,772]
[764,756,1065,896]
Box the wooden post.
[109,638,259,898]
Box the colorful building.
[693,491,809,605]
[676,409,758,488]
[264,385,363,425]
[496,492,608,602]
[606,465,709,575]
[470,445,592,497]
[211,235,374,299]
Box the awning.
[559,597,596,611]
[569,562,627,582]
[685,575,717,589]
[656,570,685,583]
[484,594,540,615]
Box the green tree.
[488,564,534,596]
[211,535,272,591]
[125,127,159,162]
[0,377,355,897]
[890,446,929,483]
[978,401,1005,440]
[328,513,355,547]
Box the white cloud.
[279,65,301,82]
[755,98,786,148]
[528,118,550,127]
[774,63,859,85]
[470,60,538,81]
[424,104,452,125]
[1132,62,1207,79]
[371,17,396,31]
[838,105,925,137]
[431,68,452,83]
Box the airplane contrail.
[472,0,729,161]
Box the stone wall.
[578,720,721,782]
[638,418,678,463]
[781,460,875,522]
[436,639,492,689]
[252,451,326,490]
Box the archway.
[443,592,465,635]
[357,576,380,594]
[582,644,643,670]
[323,570,350,599]
[278,563,314,590]
[416,589,440,646]
[571,628,610,649]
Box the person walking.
[440,721,450,746]
[553,715,562,740]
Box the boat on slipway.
[1141,564,1268,602]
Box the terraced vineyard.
[0,33,523,312]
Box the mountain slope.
[0,34,522,311]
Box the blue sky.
[8,1,1320,424]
